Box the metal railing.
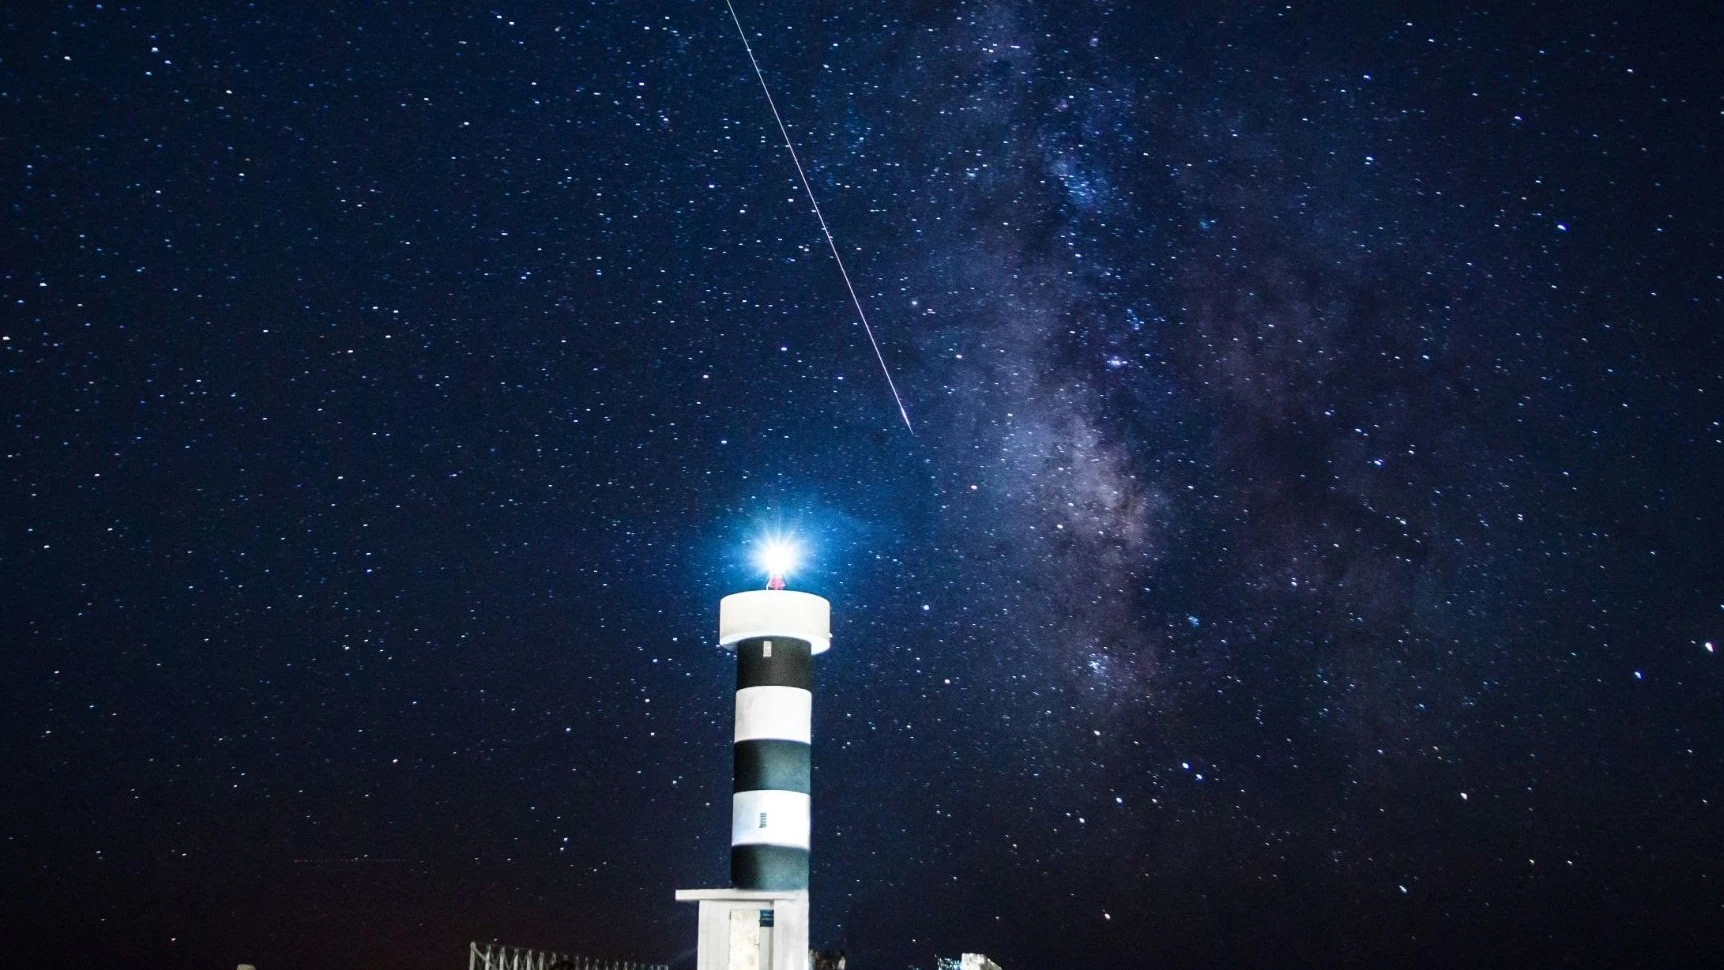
[468,941,667,970]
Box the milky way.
[6,2,1721,968]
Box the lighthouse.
[678,540,829,970]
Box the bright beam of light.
[755,537,800,579]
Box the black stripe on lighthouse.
[735,636,812,690]
[734,739,811,793]
[731,635,812,892]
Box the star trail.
[5,2,1722,968]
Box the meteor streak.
[724,0,914,434]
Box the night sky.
[6,1,1723,968]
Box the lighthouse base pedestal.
[675,888,808,970]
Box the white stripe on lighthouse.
[734,686,812,743]
[731,789,811,849]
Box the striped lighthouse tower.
[718,580,830,891]
[677,547,826,970]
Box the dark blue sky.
[6,1,1722,968]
